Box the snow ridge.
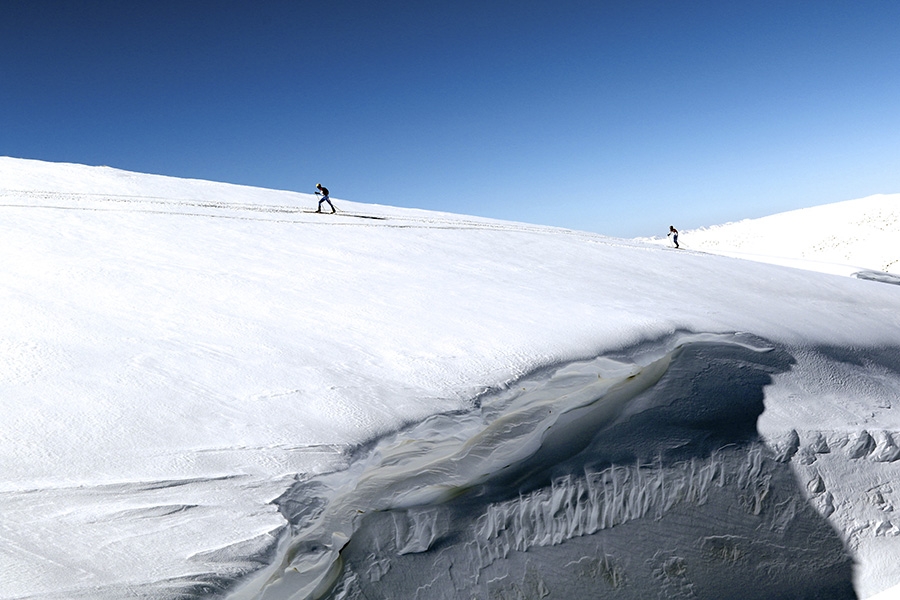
[233,334,857,599]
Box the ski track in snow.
[0,189,615,238]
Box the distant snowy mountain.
[676,194,900,277]
[2,157,900,599]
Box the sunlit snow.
[671,194,900,278]
[2,157,900,599]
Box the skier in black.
[668,225,680,249]
[315,183,335,213]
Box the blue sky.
[2,1,899,237]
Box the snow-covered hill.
[2,157,900,599]
[676,194,900,277]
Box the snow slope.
[674,194,900,277]
[2,157,900,599]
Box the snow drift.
[2,157,900,599]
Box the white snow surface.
[2,157,900,599]
[669,193,900,276]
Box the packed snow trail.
[0,188,591,233]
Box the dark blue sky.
[2,1,899,236]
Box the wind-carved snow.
[768,423,900,590]
[473,450,754,561]
[231,333,856,600]
[854,271,900,286]
[756,344,900,598]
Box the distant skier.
[315,183,335,213]
[668,225,680,249]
